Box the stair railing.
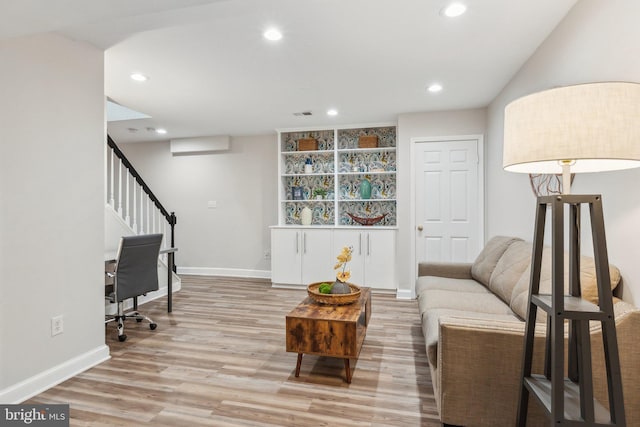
[106,135,177,267]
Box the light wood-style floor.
[29,276,439,426]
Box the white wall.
[0,33,108,401]
[118,135,277,277]
[396,109,487,294]
[486,0,640,304]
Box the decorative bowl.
[347,213,387,226]
[307,282,361,305]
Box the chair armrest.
[417,262,473,278]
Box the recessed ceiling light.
[130,73,148,82]
[427,83,443,93]
[442,3,467,18]
[263,28,283,41]
[327,109,338,116]
[156,128,167,134]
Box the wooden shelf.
[282,172,334,177]
[337,147,396,153]
[532,295,609,320]
[525,375,613,425]
[338,171,396,175]
[283,199,334,203]
[282,149,333,155]
[339,198,396,202]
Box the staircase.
[105,135,180,307]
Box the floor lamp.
[503,82,640,426]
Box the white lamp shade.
[503,82,640,174]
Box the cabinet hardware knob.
[417,225,424,231]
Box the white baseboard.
[271,283,307,290]
[177,267,270,279]
[0,345,110,404]
[396,288,415,300]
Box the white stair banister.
[125,172,130,226]
[109,148,115,208]
[132,180,137,233]
[117,157,123,216]
[105,135,178,278]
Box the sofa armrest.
[417,262,473,278]
[436,308,640,427]
[436,316,548,426]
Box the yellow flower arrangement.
[334,246,353,283]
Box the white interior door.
[415,139,481,264]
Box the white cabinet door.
[333,229,396,289]
[364,230,397,289]
[300,229,334,284]
[271,228,333,285]
[333,230,366,286]
[271,228,302,284]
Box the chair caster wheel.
[150,323,157,330]
[118,334,127,342]
[136,318,143,323]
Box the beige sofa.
[416,236,640,427]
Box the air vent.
[170,136,230,155]
[293,111,313,116]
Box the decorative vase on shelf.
[300,206,312,225]
[304,157,313,174]
[359,179,371,199]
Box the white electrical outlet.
[51,315,64,336]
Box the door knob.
[417,225,423,231]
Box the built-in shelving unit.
[278,125,397,227]
[271,124,398,290]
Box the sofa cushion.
[488,240,532,305]
[421,308,519,367]
[510,247,622,320]
[471,236,523,286]
[418,288,518,367]
[416,275,491,296]
[418,289,515,317]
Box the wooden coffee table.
[285,287,371,383]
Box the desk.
[104,246,178,313]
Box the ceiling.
[2,0,577,143]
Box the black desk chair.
[106,233,163,342]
